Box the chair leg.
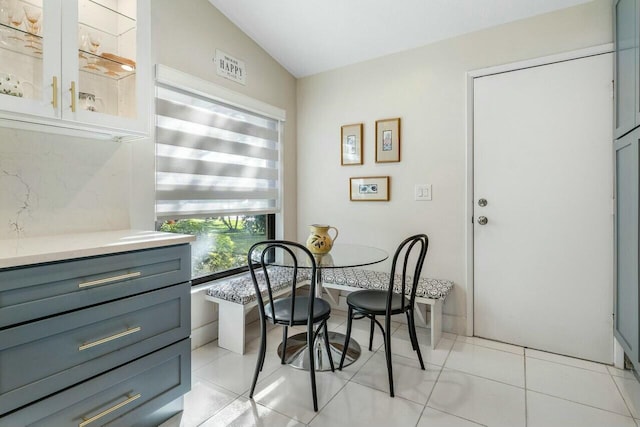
[409,309,425,370]
[322,320,335,371]
[369,315,375,351]
[250,319,267,398]
[384,315,394,397]
[308,323,319,411]
[281,325,288,365]
[406,311,417,350]
[338,307,354,370]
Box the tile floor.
[162,313,640,427]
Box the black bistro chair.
[338,234,429,397]
[247,240,334,412]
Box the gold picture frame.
[341,123,363,165]
[349,176,390,201]
[375,117,401,163]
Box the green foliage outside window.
[160,215,267,278]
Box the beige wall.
[131,0,298,237]
[296,1,612,334]
[144,0,298,347]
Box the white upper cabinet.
[0,0,149,140]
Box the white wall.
[144,0,298,348]
[296,0,612,334]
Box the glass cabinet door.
[0,0,60,118]
[77,0,137,119]
[61,0,148,136]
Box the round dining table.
[267,243,389,371]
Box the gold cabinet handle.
[78,271,141,288]
[78,394,141,427]
[69,81,76,112]
[78,326,142,351]
[52,76,58,109]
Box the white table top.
[0,229,195,269]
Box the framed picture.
[350,176,390,201]
[341,123,363,165]
[375,117,401,163]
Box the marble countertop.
[0,229,196,269]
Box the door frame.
[464,43,614,337]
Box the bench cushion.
[206,266,311,305]
[322,268,453,300]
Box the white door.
[473,53,614,363]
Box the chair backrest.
[386,234,429,312]
[247,240,317,326]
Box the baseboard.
[191,321,217,350]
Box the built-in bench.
[204,266,311,354]
[204,267,453,354]
[321,268,453,349]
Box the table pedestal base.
[277,331,361,371]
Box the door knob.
[477,216,488,225]
[478,198,487,207]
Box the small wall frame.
[341,123,363,165]
[375,117,401,163]
[350,176,390,201]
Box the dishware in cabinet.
[0,0,60,119]
[0,0,149,139]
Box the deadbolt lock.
[478,198,487,207]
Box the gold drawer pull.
[78,393,141,427]
[78,271,141,288]
[78,326,141,351]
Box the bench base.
[204,268,449,354]
[205,280,309,354]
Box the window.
[155,66,284,284]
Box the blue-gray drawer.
[0,283,190,416]
[0,339,191,427]
[0,244,191,328]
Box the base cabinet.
[614,128,640,370]
[0,243,192,426]
[1,340,190,427]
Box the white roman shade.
[155,66,284,221]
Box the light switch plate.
[415,184,432,201]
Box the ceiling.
[208,0,593,78]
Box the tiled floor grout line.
[194,341,311,426]
[525,355,612,374]
[523,349,528,427]
[426,406,489,427]
[609,368,638,419]
[455,335,525,356]
[306,362,357,425]
[306,326,384,426]
[412,371,442,426]
[190,332,640,427]
[438,361,635,419]
[189,378,240,426]
[237,363,319,426]
[413,337,455,427]
[526,388,637,419]
[440,365,526,389]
